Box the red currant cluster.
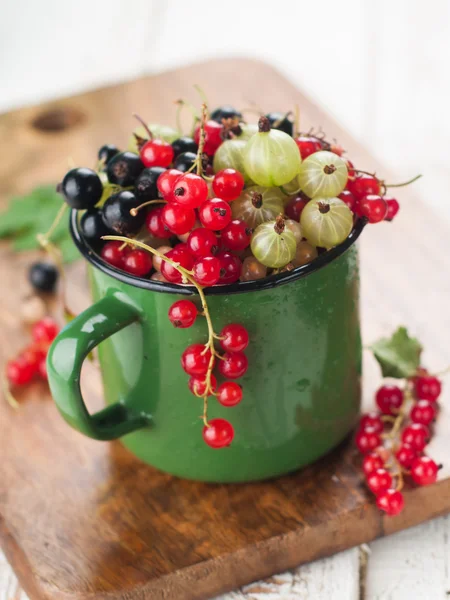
[5,317,59,395]
[168,299,249,448]
[356,371,442,516]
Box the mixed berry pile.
[53,102,417,453]
[356,370,443,516]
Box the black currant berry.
[102,191,145,235]
[106,152,144,187]
[210,105,242,123]
[29,262,59,293]
[98,144,120,164]
[171,137,198,158]
[60,168,103,209]
[174,152,197,173]
[265,112,293,136]
[80,209,112,245]
[135,167,166,201]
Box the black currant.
[60,168,103,209]
[265,112,293,136]
[80,209,112,246]
[98,144,120,164]
[135,167,166,201]
[171,137,198,158]
[102,191,145,235]
[210,105,242,123]
[174,152,197,173]
[106,152,144,187]
[29,262,59,293]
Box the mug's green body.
[48,241,361,483]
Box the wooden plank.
[0,58,449,600]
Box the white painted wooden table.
[2,0,450,597]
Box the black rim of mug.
[70,209,366,296]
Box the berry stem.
[175,99,200,137]
[102,234,218,425]
[132,113,153,140]
[40,202,68,241]
[196,104,208,177]
[1,374,19,409]
[129,199,167,216]
[384,174,422,188]
[193,85,209,111]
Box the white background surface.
[1,1,450,598]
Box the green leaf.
[370,327,422,379]
[0,185,78,264]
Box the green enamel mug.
[47,212,363,483]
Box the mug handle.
[47,292,151,441]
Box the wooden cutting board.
[1,58,450,600]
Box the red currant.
[220,324,249,352]
[6,355,35,386]
[162,202,196,235]
[32,317,59,345]
[218,351,248,379]
[410,399,437,426]
[221,219,252,251]
[21,345,46,375]
[123,250,152,277]
[355,426,382,454]
[193,256,221,286]
[410,456,439,486]
[202,418,234,448]
[181,344,212,376]
[376,489,404,516]
[401,423,430,451]
[360,411,384,434]
[145,207,172,238]
[284,194,308,222]
[217,381,243,407]
[168,300,198,328]
[157,169,182,199]
[362,452,385,476]
[140,139,174,168]
[338,190,356,212]
[375,385,403,415]
[217,251,242,284]
[213,169,245,202]
[101,241,128,268]
[359,194,388,224]
[194,120,223,156]
[414,375,442,402]
[38,357,47,380]
[199,198,232,230]
[384,196,400,221]
[295,136,322,159]
[172,173,209,209]
[187,228,218,258]
[188,374,217,397]
[367,468,393,495]
[160,245,194,283]
[395,443,417,468]
[347,173,381,198]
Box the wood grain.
[0,58,449,600]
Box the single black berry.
[107,152,144,187]
[265,112,293,136]
[135,167,166,201]
[80,209,112,246]
[171,137,198,158]
[102,191,145,236]
[210,105,242,123]
[174,152,197,173]
[98,144,120,164]
[61,168,103,210]
[29,262,59,293]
